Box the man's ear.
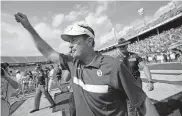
[87,37,94,46]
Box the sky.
[1,1,182,56]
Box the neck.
[81,49,96,65]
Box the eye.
[72,38,75,42]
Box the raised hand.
[14,12,31,29]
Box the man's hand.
[14,12,31,29]
[147,83,154,91]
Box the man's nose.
[69,43,74,49]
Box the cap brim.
[61,31,85,42]
[116,41,130,47]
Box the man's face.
[119,45,128,54]
[69,35,89,59]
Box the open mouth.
[71,49,76,54]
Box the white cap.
[61,22,95,42]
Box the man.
[116,38,154,116]
[15,70,22,98]
[21,71,29,98]
[29,65,56,113]
[14,12,159,116]
[116,38,154,90]
[48,65,63,94]
[1,63,19,116]
[56,65,62,83]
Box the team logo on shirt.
[97,70,102,77]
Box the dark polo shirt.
[127,52,143,78]
[117,52,143,79]
[36,70,47,85]
[59,53,146,116]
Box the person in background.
[1,63,19,116]
[116,38,154,116]
[163,53,168,62]
[56,65,62,83]
[48,65,63,94]
[167,51,172,62]
[21,71,29,98]
[29,65,56,113]
[28,77,35,92]
[28,71,33,80]
[15,70,22,98]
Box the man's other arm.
[115,62,159,116]
[139,61,152,82]
[139,61,154,91]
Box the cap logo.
[97,70,102,77]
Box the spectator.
[48,65,63,94]
[1,63,19,116]
[15,70,22,98]
[28,77,35,92]
[29,65,56,113]
[21,72,29,98]
[56,66,62,83]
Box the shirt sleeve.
[59,53,74,72]
[111,62,146,107]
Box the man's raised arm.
[14,12,59,62]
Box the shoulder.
[129,52,142,60]
[101,55,123,70]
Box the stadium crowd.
[127,25,182,62]
[103,25,182,63]
[125,4,182,39]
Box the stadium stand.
[124,4,182,39]
[127,25,182,56]
[26,56,39,63]
[98,4,182,62]
[1,57,17,63]
[1,56,49,64]
[13,57,29,63]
